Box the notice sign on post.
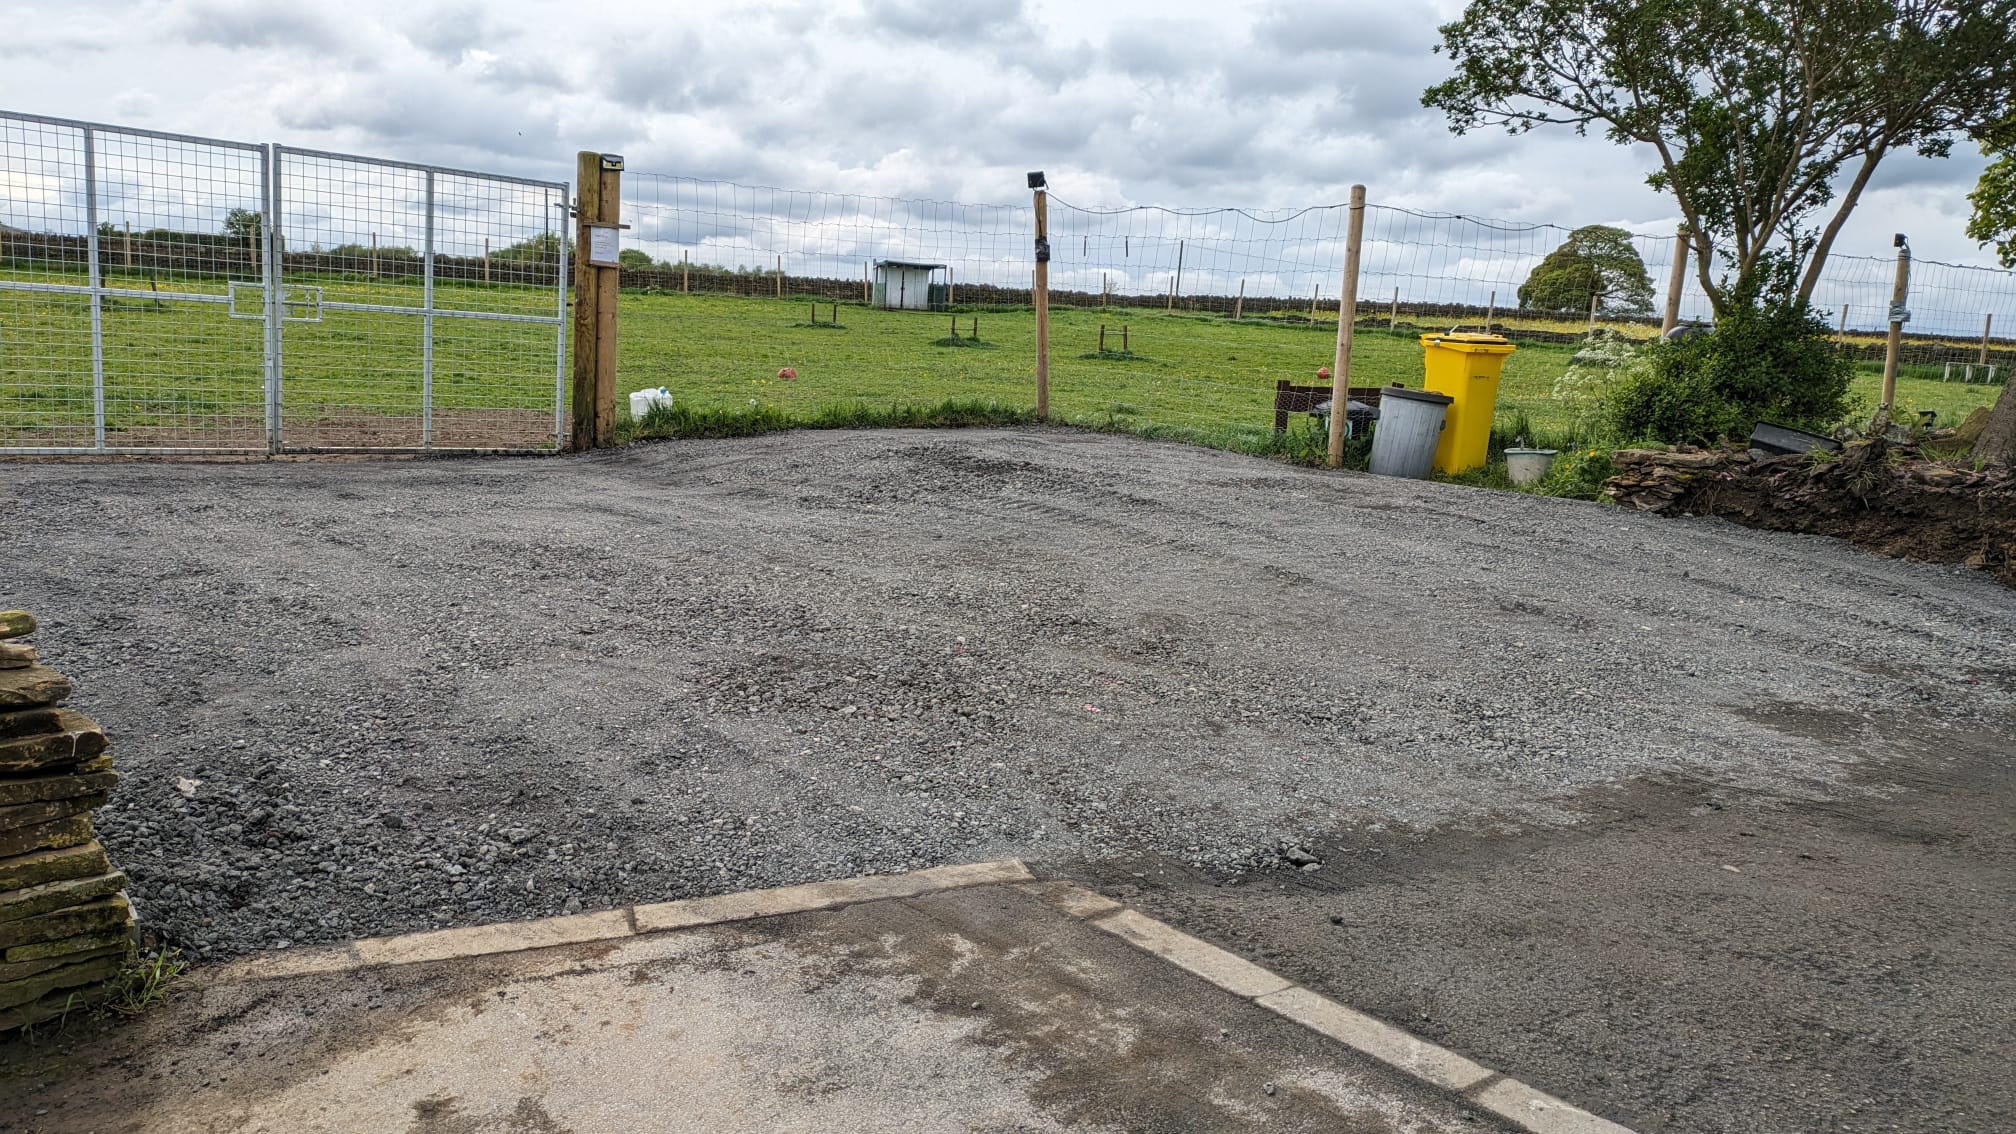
[586,223,621,268]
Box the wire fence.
[616,174,2013,444]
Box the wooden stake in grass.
[776,254,783,300]
[1102,272,1109,309]
[1389,286,1398,331]
[1309,282,1320,318]
[949,266,955,307]
[1099,324,1106,353]
[122,221,131,270]
[1983,313,1994,367]
[1234,279,1245,321]
[1838,304,1849,345]
[1661,225,1688,336]
[683,250,690,293]
[1172,239,1185,309]
[1033,174,1051,421]
[1327,184,1366,469]
[1484,289,1496,331]
[1122,324,1129,353]
[1587,290,1599,334]
[862,261,870,304]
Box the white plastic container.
[1504,447,1559,486]
[1367,387,1452,480]
[628,387,672,420]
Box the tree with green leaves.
[1424,1,2016,316]
[1518,224,1655,315]
[222,208,262,241]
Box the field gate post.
[571,150,623,450]
[1326,184,1366,469]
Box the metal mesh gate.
[0,111,567,455]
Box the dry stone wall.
[0,610,134,1030]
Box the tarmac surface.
[0,864,1620,1134]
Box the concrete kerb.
[1024,881,1638,1134]
[203,863,1636,1134]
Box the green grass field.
[617,292,2004,448]
[3,270,2003,453]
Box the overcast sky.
[0,0,2003,270]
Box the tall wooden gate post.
[571,151,623,450]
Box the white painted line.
[1256,986,1494,1093]
[1088,908,1293,999]
[1473,1078,1637,1134]
[633,859,1033,933]
[352,909,635,967]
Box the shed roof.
[875,259,946,270]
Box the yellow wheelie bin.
[1419,332,1516,474]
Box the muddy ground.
[2,427,2012,1131]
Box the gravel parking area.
[4,427,2013,1129]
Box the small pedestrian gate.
[0,111,568,454]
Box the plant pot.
[1504,447,1558,486]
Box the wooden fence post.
[1837,304,1849,345]
[1235,279,1245,321]
[570,150,622,450]
[1171,239,1184,309]
[1661,225,1688,335]
[1389,286,1398,331]
[1587,291,1599,334]
[1032,174,1051,420]
[1484,290,1495,330]
[1880,238,1911,416]
[1327,184,1366,469]
[775,255,783,300]
[1983,313,1994,366]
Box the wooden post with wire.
[1483,290,1496,331]
[1661,225,1688,335]
[775,255,783,300]
[1389,286,1398,331]
[682,250,689,294]
[1879,234,1911,419]
[1587,291,1600,334]
[570,150,623,451]
[1837,304,1849,345]
[1326,184,1366,469]
[1031,172,1051,420]
[1983,314,1995,367]
[1234,279,1245,320]
[122,222,131,270]
[1171,239,1185,310]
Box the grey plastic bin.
[1367,387,1453,480]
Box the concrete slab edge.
[208,858,1033,983]
[1023,882,1638,1134]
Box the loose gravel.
[3,428,2011,960]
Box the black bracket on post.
[1035,237,1050,263]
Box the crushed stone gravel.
[3,428,2011,960]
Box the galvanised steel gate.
[0,111,568,454]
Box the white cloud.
[0,0,1999,273]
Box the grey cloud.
[405,4,512,62]
[177,1,349,50]
[862,0,1025,41]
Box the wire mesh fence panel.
[0,112,268,452]
[272,149,567,450]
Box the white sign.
[587,224,621,267]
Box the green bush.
[1607,256,1857,444]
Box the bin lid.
[1419,332,1515,354]
[1380,385,1454,405]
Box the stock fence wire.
[613,173,2013,444]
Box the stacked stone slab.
[0,610,133,1030]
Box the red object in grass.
[778,367,798,380]
[1316,366,1332,380]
